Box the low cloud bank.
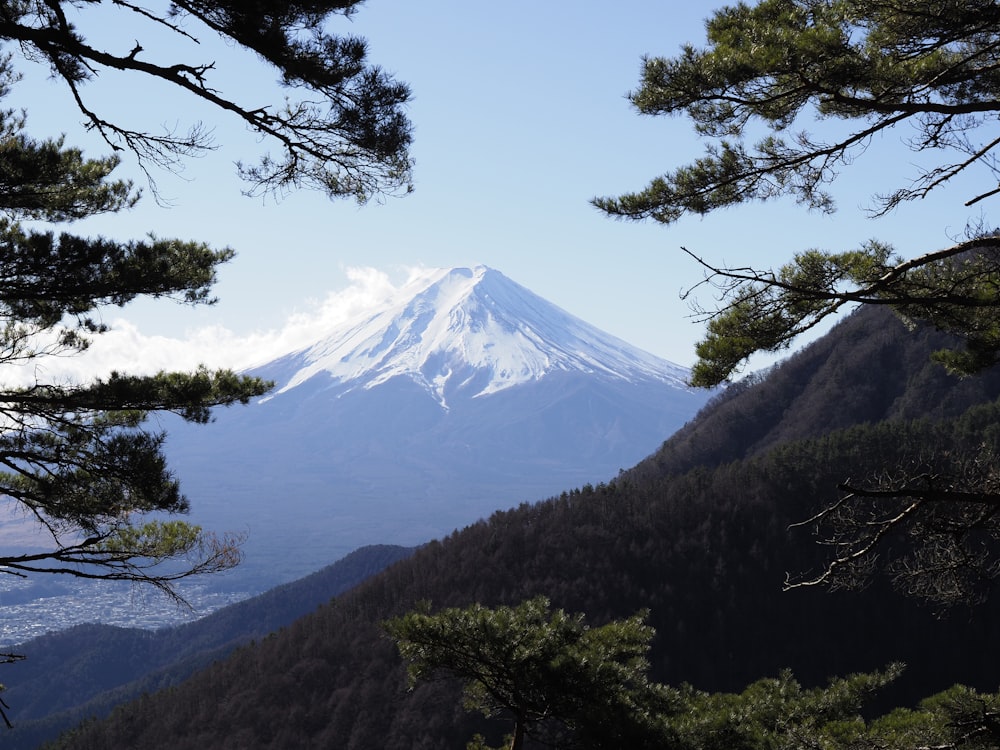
[3,266,431,387]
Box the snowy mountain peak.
[274,266,692,407]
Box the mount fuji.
[265,265,691,405]
[165,266,713,591]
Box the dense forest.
[42,306,1000,749]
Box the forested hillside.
[641,305,1000,478]
[3,546,412,750]
[49,307,1000,749]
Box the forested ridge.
[45,306,1000,749]
[642,305,1000,478]
[1,546,413,750]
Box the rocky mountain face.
[164,266,711,591]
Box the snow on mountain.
[268,266,691,407]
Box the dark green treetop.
[385,596,677,750]
[594,0,1000,386]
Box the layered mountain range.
[164,266,710,591]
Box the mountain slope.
[163,266,710,591]
[51,307,1000,749]
[635,304,1000,479]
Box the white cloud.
[1,266,432,387]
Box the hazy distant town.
[0,575,253,647]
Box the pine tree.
[0,0,414,724]
[0,0,413,202]
[0,56,273,719]
[385,597,676,750]
[594,0,1000,386]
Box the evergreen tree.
[674,667,1000,749]
[593,0,1000,386]
[0,52,273,720]
[0,0,413,201]
[0,0,414,712]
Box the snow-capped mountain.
[265,265,691,406]
[164,266,713,594]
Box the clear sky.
[6,1,992,381]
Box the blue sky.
[7,1,992,379]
